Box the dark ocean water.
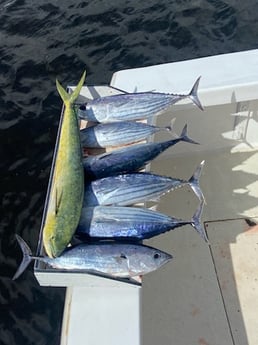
[1,0,258,344]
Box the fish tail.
[179,124,199,145]
[12,235,34,280]
[191,201,209,243]
[56,70,86,105]
[187,160,205,202]
[188,76,204,111]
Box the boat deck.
[58,50,258,345]
[142,148,258,345]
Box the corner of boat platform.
[40,49,258,345]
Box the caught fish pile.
[13,73,208,283]
[83,124,198,179]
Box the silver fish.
[78,77,203,122]
[13,235,172,280]
[83,124,198,179]
[76,201,208,242]
[80,120,174,148]
[83,161,205,206]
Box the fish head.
[78,103,98,122]
[43,234,61,258]
[145,248,173,273]
[42,221,69,258]
[127,245,173,276]
[78,104,87,119]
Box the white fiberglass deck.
[61,49,258,345]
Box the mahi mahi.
[42,71,86,258]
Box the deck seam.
[206,228,236,345]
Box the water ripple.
[1,0,258,344]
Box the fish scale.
[43,243,172,277]
[80,120,172,148]
[42,71,86,258]
[76,201,208,242]
[84,94,185,121]
[83,161,205,206]
[78,77,203,122]
[83,124,198,179]
[13,235,172,280]
[91,176,180,205]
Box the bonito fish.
[13,235,172,280]
[42,71,86,258]
[83,161,205,206]
[83,124,198,179]
[76,201,208,242]
[80,120,174,148]
[78,77,203,123]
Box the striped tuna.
[83,124,198,179]
[80,120,174,148]
[78,77,203,123]
[76,201,208,242]
[83,161,205,206]
[13,235,172,281]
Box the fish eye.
[154,253,161,259]
[79,104,86,111]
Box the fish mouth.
[43,237,59,258]
[44,244,55,258]
[49,245,63,258]
[165,253,173,262]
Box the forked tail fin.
[190,201,209,243]
[179,124,199,145]
[13,235,34,280]
[188,160,205,202]
[56,70,86,105]
[188,76,204,111]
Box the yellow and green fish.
[43,71,86,258]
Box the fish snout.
[153,250,173,266]
[43,233,61,258]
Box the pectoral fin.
[114,253,128,264]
